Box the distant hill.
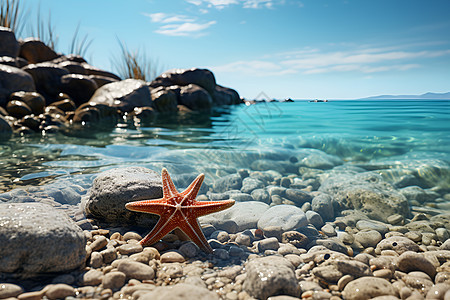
[361,92,450,100]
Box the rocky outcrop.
[0,202,86,279]
[0,64,36,106]
[19,38,59,63]
[0,27,20,58]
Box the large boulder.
[0,64,36,107]
[0,202,86,279]
[60,74,98,106]
[88,79,152,112]
[213,84,241,105]
[319,171,410,222]
[81,63,121,81]
[0,115,13,137]
[22,62,70,102]
[151,68,216,95]
[179,84,213,111]
[19,38,59,63]
[150,86,178,112]
[0,27,20,58]
[83,167,163,226]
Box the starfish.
[125,168,235,253]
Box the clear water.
[1,100,449,194]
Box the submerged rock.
[0,202,86,279]
[258,204,308,232]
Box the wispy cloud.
[145,12,216,37]
[212,46,450,76]
[186,0,282,9]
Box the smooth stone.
[139,283,219,300]
[436,228,450,242]
[123,232,143,241]
[376,236,420,254]
[356,220,389,235]
[243,256,300,300]
[83,167,162,227]
[354,230,382,248]
[312,265,343,283]
[0,284,23,298]
[90,236,108,251]
[0,65,36,107]
[160,251,186,263]
[309,239,348,254]
[321,223,337,237]
[387,214,404,225]
[241,177,264,193]
[258,204,308,232]
[311,194,335,221]
[100,248,118,264]
[342,277,396,300]
[284,188,312,206]
[82,269,104,285]
[102,271,126,291]
[45,284,75,299]
[0,203,86,279]
[89,251,103,268]
[213,173,242,193]
[251,189,271,204]
[117,243,143,255]
[257,237,280,252]
[425,283,450,299]
[396,251,437,279]
[332,259,373,278]
[306,210,324,228]
[213,248,230,260]
[179,242,199,258]
[235,232,253,247]
[117,259,155,280]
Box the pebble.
[321,223,337,237]
[100,247,118,263]
[90,235,108,251]
[117,243,143,255]
[281,231,309,248]
[214,248,230,260]
[102,271,126,291]
[342,277,396,300]
[257,237,280,252]
[387,214,404,225]
[425,283,450,299]
[89,251,103,268]
[116,259,155,280]
[337,274,354,290]
[436,228,449,242]
[123,231,143,241]
[396,251,437,279]
[235,232,253,246]
[356,220,389,235]
[139,283,219,300]
[179,242,199,258]
[45,284,75,299]
[210,230,230,243]
[376,236,420,254]
[306,210,324,228]
[0,284,24,298]
[82,269,104,285]
[257,204,308,232]
[354,230,382,248]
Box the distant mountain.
[361,92,450,100]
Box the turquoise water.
[0,100,449,192]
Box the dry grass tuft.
[0,0,26,35]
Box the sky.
[19,0,450,99]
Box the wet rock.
[282,231,309,248]
[342,277,396,300]
[213,84,240,105]
[243,256,300,300]
[285,188,312,206]
[356,220,389,235]
[200,201,268,231]
[400,186,437,203]
[60,74,98,106]
[0,64,36,106]
[306,210,324,228]
[425,283,450,299]
[89,79,152,112]
[151,68,217,95]
[160,250,186,263]
[376,236,420,254]
[23,62,69,100]
[89,74,118,87]
[179,241,199,258]
[213,173,242,193]
[116,259,155,281]
[83,167,162,226]
[10,91,45,114]
[319,172,410,222]
[0,203,86,279]
[0,27,20,57]
[355,230,383,248]
[179,84,213,111]
[312,265,343,283]
[57,60,87,74]
[321,223,336,236]
[117,243,143,255]
[258,204,308,232]
[241,177,264,194]
[396,251,437,279]
[102,271,126,291]
[140,283,219,300]
[251,188,271,204]
[257,237,280,252]
[19,38,58,63]
[296,149,343,170]
[150,86,178,112]
[81,63,121,80]
[311,193,334,221]
[0,283,23,298]
[81,269,104,285]
[0,115,12,137]
[45,284,75,299]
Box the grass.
[0,0,26,36]
[28,8,58,50]
[112,39,163,81]
[68,23,93,57]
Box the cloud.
[185,0,281,9]
[212,47,450,76]
[145,12,216,37]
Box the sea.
[1,99,449,208]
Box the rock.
[89,251,103,268]
[342,277,396,300]
[89,74,118,87]
[306,210,324,228]
[179,84,212,111]
[396,251,437,279]
[213,173,242,193]
[213,84,240,105]
[0,203,86,279]
[60,74,98,106]
[257,237,280,252]
[282,231,309,248]
[356,220,389,235]
[10,91,46,114]
[0,283,23,298]
[150,86,178,112]
[241,177,264,194]
[117,243,143,255]
[160,251,186,263]
[0,115,12,137]
[251,188,271,204]
[200,201,268,231]
[400,186,437,203]
[19,38,58,63]
[258,204,308,232]
[83,167,162,226]
[139,283,219,300]
[88,79,152,112]
[45,284,75,299]
[116,259,155,281]
[243,256,299,300]
[0,64,35,106]
[319,172,410,222]
[285,188,312,206]
[57,60,87,74]
[354,230,383,248]
[296,150,343,170]
[332,259,372,278]
[89,235,108,251]
[311,194,335,221]
[23,62,69,100]
[102,271,126,291]
[321,223,337,236]
[81,63,121,80]
[312,265,343,283]
[0,27,20,57]
[81,269,104,286]
[179,242,199,258]
[426,283,450,299]
[151,68,217,95]
[375,236,420,254]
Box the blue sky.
[20,0,450,99]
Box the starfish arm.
[180,173,205,201]
[139,211,178,246]
[186,199,235,218]
[178,216,213,253]
[162,168,179,198]
[125,199,175,216]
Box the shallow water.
[1,100,449,196]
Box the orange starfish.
[125,168,235,253]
